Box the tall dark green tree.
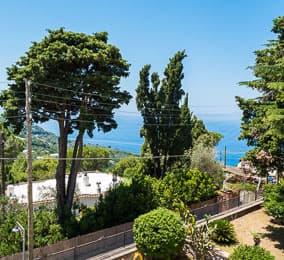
[0,28,131,223]
[236,16,284,180]
[0,121,24,195]
[136,51,194,178]
[175,93,193,156]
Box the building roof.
[6,172,120,204]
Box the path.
[231,208,284,260]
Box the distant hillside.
[20,125,134,159]
[19,125,74,155]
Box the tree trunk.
[66,131,84,213]
[56,119,68,224]
[0,133,5,196]
[154,156,161,179]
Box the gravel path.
[231,208,284,260]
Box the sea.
[40,114,249,167]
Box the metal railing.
[39,191,262,259]
[191,190,263,221]
[35,229,133,260]
[5,191,263,260]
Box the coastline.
[39,115,249,167]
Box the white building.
[6,172,120,209]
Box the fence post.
[238,192,240,207]
[74,236,78,260]
[124,231,126,247]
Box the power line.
[0,151,250,161]
[1,82,243,112]
[30,112,193,126]
[30,82,241,110]
[0,154,191,161]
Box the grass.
[227,182,257,191]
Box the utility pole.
[25,79,33,260]
[0,132,5,196]
[224,146,227,169]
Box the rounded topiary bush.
[229,245,274,260]
[133,207,186,259]
[209,219,237,245]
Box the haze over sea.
[41,113,249,167]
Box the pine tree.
[237,16,284,180]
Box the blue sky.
[0,0,283,119]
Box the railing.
[35,229,133,260]
[191,190,263,221]
[2,191,263,260]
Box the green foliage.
[79,174,159,233]
[67,146,110,172]
[229,245,274,260]
[34,207,65,247]
[78,206,97,235]
[62,215,80,238]
[159,169,217,209]
[190,139,224,188]
[133,207,186,259]
[237,16,284,175]
[10,153,27,183]
[0,120,24,192]
[136,51,194,178]
[20,125,60,155]
[19,125,75,157]
[1,28,131,221]
[0,196,26,257]
[10,154,57,182]
[228,182,257,191]
[82,146,110,171]
[209,219,237,245]
[111,156,140,177]
[136,51,222,178]
[32,156,57,180]
[0,198,64,257]
[263,181,284,220]
[184,215,215,260]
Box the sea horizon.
[40,113,249,167]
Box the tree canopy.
[236,16,284,178]
[136,51,188,178]
[0,28,131,223]
[136,51,217,178]
[136,51,222,178]
[67,146,110,172]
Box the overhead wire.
[0,154,191,161]
[0,151,248,161]
[1,83,242,118]
[30,111,193,126]
[0,80,248,163]
[31,82,239,111]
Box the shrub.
[209,219,237,245]
[34,207,64,246]
[133,208,186,259]
[229,245,274,260]
[0,200,65,257]
[160,168,217,209]
[263,181,284,221]
[190,136,224,188]
[79,174,159,233]
[111,156,140,177]
[185,215,215,260]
